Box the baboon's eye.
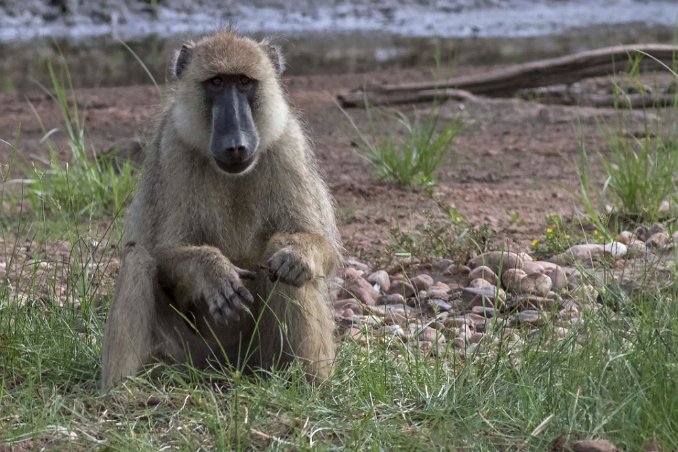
[239,75,252,86]
[209,76,223,88]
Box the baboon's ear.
[262,41,286,75]
[172,43,193,79]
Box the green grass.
[0,269,676,449]
[342,104,463,187]
[576,52,678,227]
[19,59,136,219]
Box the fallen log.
[337,44,678,107]
[338,88,478,108]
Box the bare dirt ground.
[0,66,665,263]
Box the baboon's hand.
[268,247,313,287]
[206,266,256,325]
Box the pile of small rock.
[332,227,676,356]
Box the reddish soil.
[0,66,668,264]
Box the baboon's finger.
[269,253,292,281]
[234,266,257,280]
[212,290,234,324]
[288,262,310,285]
[218,285,237,315]
[236,285,255,305]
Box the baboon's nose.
[225,145,248,154]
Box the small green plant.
[590,135,676,221]
[387,205,494,262]
[529,213,605,257]
[23,59,136,218]
[576,51,678,228]
[342,104,462,186]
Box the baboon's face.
[172,30,288,176]
[202,73,260,174]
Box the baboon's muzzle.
[210,85,260,174]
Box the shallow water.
[0,0,676,92]
[2,0,676,42]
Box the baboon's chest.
[194,192,270,265]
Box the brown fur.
[100,30,341,389]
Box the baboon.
[100,30,342,389]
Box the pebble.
[521,261,544,275]
[602,241,627,258]
[517,252,533,262]
[442,263,457,275]
[501,268,527,292]
[513,310,548,326]
[430,320,446,330]
[461,286,507,306]
[534,260,558,272]
[417,326,444,343]
[551,244,604,266]
[444,317,474,329]
[553,327,569,338]
[346,258,370,273]
[559,306,579,320]
[547,266,568,290]
[333,298,363,314]
[388,280,416,298]
[658,199,671,214]
[432,281,451,292]
[376,293,406,305]
[469,332,485,344]
[353,315,383,326]
[376,324,407,339]
[633,225,648,241]
[626,239,650,257]
[646,231,669,249]
[469,278,493,289]
[468,251,524,274]
[510,295,557,310]
[366,270,390,292]
[346,327,366,342]
[412,274,434,291]
[471,306,496,318]
[648,223,665,235]
[572,439,620,452]
[427,298,453,312]
[445,324,473,338]
[519,273,552,297]
[431,258,454,271]
[466,296,495,310]
[368,304,414,325]
[464,313,488,325]
[467,265,499,285]
[617,230,633,244]
[426,288,451,300]
[341,273,380,306]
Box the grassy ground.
[0,251,675,449]
[1,59,677,450]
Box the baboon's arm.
[265,233,338,287]
[153,246,255,322]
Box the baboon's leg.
[100,246,211,389]
[251,277,336,382]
